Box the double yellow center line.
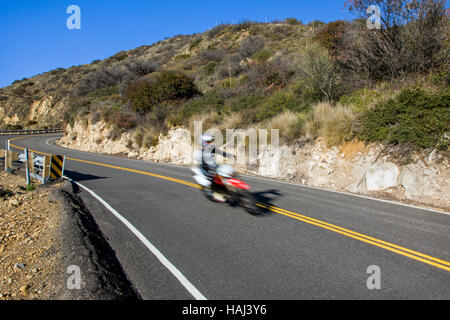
[9,137,450,272]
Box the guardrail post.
[43,156,51,183]
[25,148,30,186]
[5,150,13,173]
[4,149,7,172]
[62,156,66,177]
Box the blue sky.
[0,0,353,88]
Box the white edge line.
[62,175,207,301]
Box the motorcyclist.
[198,134,234,180]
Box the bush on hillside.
[256,91,303,121]
[313,21,347,58]
[357,88,450,150]
[177,91,224,121]
[76,59,159,97]
[293,42,342,102]
[108,111,137,130]
[247,56,294,89]
[239,35,265,58]
[198,48,228,64]
[285,18,302,25]
[125,72,200,113]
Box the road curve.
[2,134,450,299]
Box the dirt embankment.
[0,168,140,300]
[0,171,62,299]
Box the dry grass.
[189,111,222,135]
[320,104,355,146]
[134,126,160,149]
[267,111,298,140]
[220,113,243,130]
[306,102,355,146]
[305,102,333,137]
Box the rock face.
[0,96,65,128]
[365,163,400,192]
[59,120,450,211]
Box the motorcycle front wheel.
[201,186,215,202]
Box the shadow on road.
[251,189,283,215]
[224,189,283,216]
[64,170,108,182]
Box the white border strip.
[63,176,207,300]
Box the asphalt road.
[2,134,450,299]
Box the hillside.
[1,12,449,155]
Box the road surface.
[2,134,449,299]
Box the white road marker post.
[62,156,66,177]
[25,148,30,186]
[3,149,7,172]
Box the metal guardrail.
[17,151,49,184]
[3,148,64,184]
[0,128,63,135]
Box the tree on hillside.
[294,42,341,102]
[343,0,447,80]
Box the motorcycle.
[191,165,259,214]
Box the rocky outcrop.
[0,96,65,128]
[59,120,450,211]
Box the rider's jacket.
[201,142,218,173]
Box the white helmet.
[202,134,215,143]
[217,165,234,178]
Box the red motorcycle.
[191,165,259,214]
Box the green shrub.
[9,124,23,130]
[177,91,224,121]
[89,86,119,98]
[226,94,266,113]
[125,71,200,113]
[358,88,450,150]
[257,91,303,121]
[285,18,302,25]
[294,42,341,102]
[251,49,272,63]
[174,54,191,60]
[307,20,325,28]
[338,88,383,112]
